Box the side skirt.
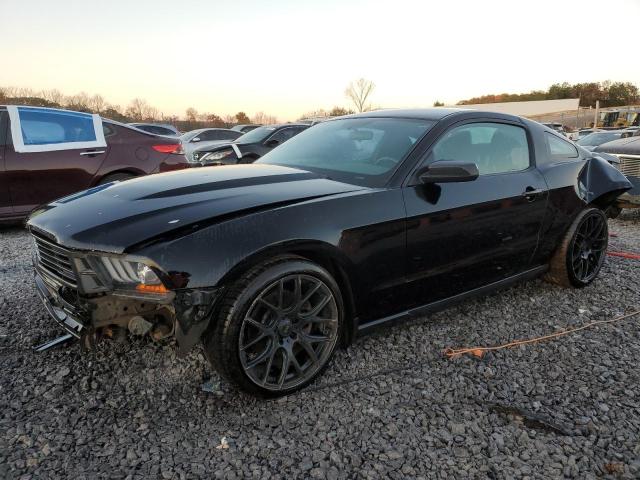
[356,265,548,335]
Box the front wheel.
[203,256,343,397]
[545,208,608,288]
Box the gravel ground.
[1,211,639,479]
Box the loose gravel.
[1,211,639,479]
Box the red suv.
[0,106,189,223]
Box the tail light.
[152,144,184,154]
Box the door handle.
[80,150,106,156]
[522,186,544,202]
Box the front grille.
[31,232,78,288]
[617,154,640,178]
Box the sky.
[2,0,639,121]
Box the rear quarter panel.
[95,124,185,182]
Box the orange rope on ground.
[607,251,640,260]
[444,309,640,359]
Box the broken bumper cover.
[35,265,223,354]
[617,175,640,208]
[34,271,84,338]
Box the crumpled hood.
[28,164,362,253]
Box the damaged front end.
[31,229,221,353]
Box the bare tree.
[223,114,236,126]
[345,78,375,113]
[42,89,65,105]
[126,98,152,121]
[144,106,159,121]
[90,94,106,113]
[252,111,278,125]
[185,107,198,122]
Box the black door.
[402,120,548,308]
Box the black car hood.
[28,165,362,254]
[594,136,640,155]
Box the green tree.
[235,111,251,124]
[433,100,444,107]
[329,106,353,116]
[606,82,639,107]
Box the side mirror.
[418,161,479,184]
[192,137,201,142]
[265,139,280,148]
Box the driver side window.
[432,122,530,175]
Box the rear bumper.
[34,271,85,338]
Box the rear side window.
[218,130,241,140]
[199,130,220,141]
[103,123,116,137]
[7,106,106,153]
[432,122,530,175]
[547,133,579,160]
[144,125,174,135]
[268,127,304,144]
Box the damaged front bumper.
[34,265,222,354]
[35,270,85,338]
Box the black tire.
[203,255,344,397]
[97,173,135,185]
[545,208,608,288]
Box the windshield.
[234,126,277,144]
[256,117,435,187]
[577,132,621,146]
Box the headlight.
[200,149,233,163]
[99,257,169,295]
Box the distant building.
[451,98,580,117]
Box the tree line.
[457,81,639,108]
[0,86,280,130]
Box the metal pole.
[594,100,599,129]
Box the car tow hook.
[33,333,76,352]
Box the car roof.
[128,122,176,128]
[594,135,640,154]
[340,108,526,123]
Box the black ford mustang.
[27,109,631,396]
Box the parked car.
[128,123,180,136]
[620,126,640,138]
[578,128,601,139]
[27,109,631,396]
[0,106,189,222]
[594,135,640,214]
[180,128,243,162]
[191,123,310,164]
[576,131,623,151]
[231,124,261,133]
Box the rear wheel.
[203,256,343,396]
[97,173,135,185]
[545,208,608,288]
